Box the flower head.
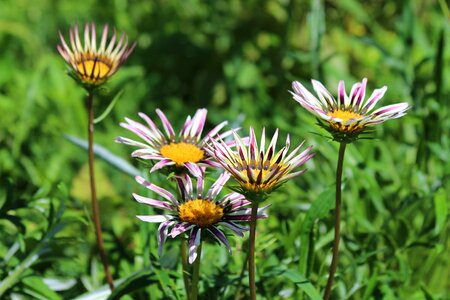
[134,171,268,263]
[116,108,236,177]
[291,78,410,143]
[207,127,314,198]
[57,23,135,90]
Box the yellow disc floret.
[160,142,205,166]
[179,199,224,227]
[77,59,112,84]
[327,110,364,133]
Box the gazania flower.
[57,22,135,89]
[134,171,268,263]
[291,78,410,143]
[207,127,314,196]
[116,108,235,177]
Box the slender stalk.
[248,200,259,300]
[87,92,115,291]
[190,243,202,300]
[323,142,346,300]
[181,238,191,299]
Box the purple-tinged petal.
[207,227,231,253]
[354,78,367,110]
[170,223,195,238]
[137,215,170,223]
[206,172,231,199]
[361,86,387,113]
[188,228,202,264]
[184,162,204,178]
[132,193,173,210]
[338,80,347,108]
[135,176,179,204]
[150,159,175,173]
[156,109,176,140]
[190,109,207,140]
[218,221,248,236]
[157,220,176,256]
[312,79,337,109]
[371,102,409,117]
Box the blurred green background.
[0,0,449,299]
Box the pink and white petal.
[178,173,194,199]
[190,109,207,140]
[196,170,205,198]
[249,127,259,161]
[291,92,331,119]
[184,162,204,178]
[157,220,176,256]
[124,117,163,141]
[218,221,248,236]
[138,112,166,140]
[156,109,176,140]
[361,86,388,113]
[135,176,179,204]
[203,121,228,141]
[354,78,367,110]
[198,160,222,168]
[207,227,231,253]
[312,79,337,109]
[292,81,324,108]
[279,169,306,182]
[348,81,361,107]
[338,80,348,108]
[206,172,231,199]
[170,223,195,238]
[150,159,175,173]
[132,153,165,161]
[115,136,150,148]
[137,215,171,223]
[371,102,410,117]
[132,193,173,210]
[180,116,193,139]
[188,228,202,264]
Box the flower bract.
[291,78,410,143]
[134,171,268,263]
[57,22,135,90]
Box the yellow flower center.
[238,161,282,192]
[160,142,205,166]
[179,199,224,227]
[327,110,363,122]
[76,57,112,84]
[326,110,364,133]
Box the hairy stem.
[190,243,202,300]
[181,238,191,299]
[248,200,259,300]
[87,92,114,291]
[323,142,346,300]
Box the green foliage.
[0,0,449,299]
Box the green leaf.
[22,276,62,300]
[282,269,322,300]
[94,90,123,124]
[107,268,157,300]
[299,186,335,275]
[433,187,447,234]
[65,134,140,177]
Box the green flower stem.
[323,142,347,300]
[248,200,259,300]
[87,92,115,291]
[181,238,191,299]
[190,243,202,300]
